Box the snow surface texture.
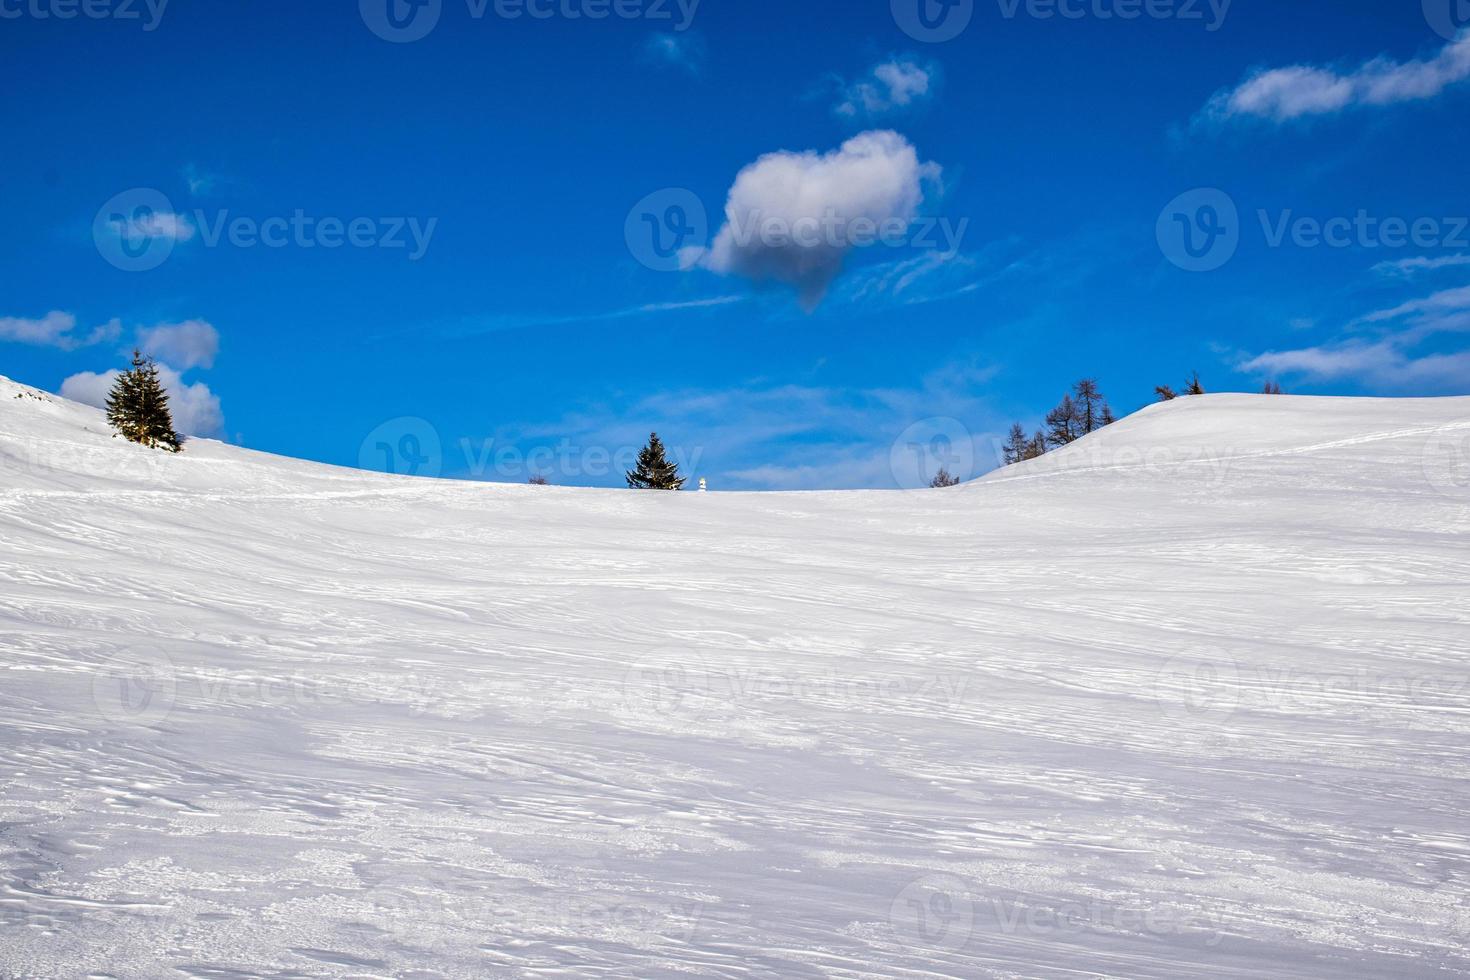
[1,374,1468,979]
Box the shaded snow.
[1,376,1468,977]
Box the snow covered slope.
[1,375,1468,979]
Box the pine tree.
[1101,403,1117,426]
[626,432,685,490]
[1001,423,1030,465]
[106,350,182,452]
[929,467,960,488]
[1262,380,1284,395]
[1155,385,1178,401]
[1184,372,1206,396]
[1072,378,1108,434]
[1044,394,1081,449]
[1025,430,1048,460]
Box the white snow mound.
[2,374,1469,978]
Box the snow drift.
[1,375,1468,978]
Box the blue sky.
[2,0,1468,488]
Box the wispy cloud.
[1373,254,1470,278]
[1239,340,1470,389]
[824,56,938,120]
[641,32,706,74]
[826,243,1032,312]
[434,295,745,337]
[0,311,120,350]
[182,163,219,197]
[1359,284,1470,336]
[1238,271,1470,392]
[1199,31,1470,124]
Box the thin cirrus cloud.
[0,311,121,351]
[1238,268,1470,391]
[182,163,219,196]
[432,295,745,338]
[641,32,706,74]
[688,130,943,311]
[828,57,937,120]
[1199,30,1470,124]
[1359,283,1470,329]
[1373,254,1470,278]
[1239,341,1470,389]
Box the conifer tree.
[626,432,685,490]
[1001,423,1030,465]
[1101,403,1117,426]
[1025,430,1048,460]
[1184,372,1206,396]
[1044,394,1081,449]
[929,467,960,488]
[1155,385,1178,401]
[1072,379,1108,434]
[1262,380,1284,395]
[106,350,182,452]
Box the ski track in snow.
[1,378,1469,978]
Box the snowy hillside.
[2,374,1468,979]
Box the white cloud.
[1358,287,1470,326]
[1202,31,1470,123]
[137,319,220,370]
[61,363,225,439]
[1239,275,1470,392]
[0,311,120,350]
[106,208,196,243]
[1239,341,1470,390]
[831,57,936,119]
[1373,254,1470,278]
[693,131,942,310]
[641,32,705,74]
